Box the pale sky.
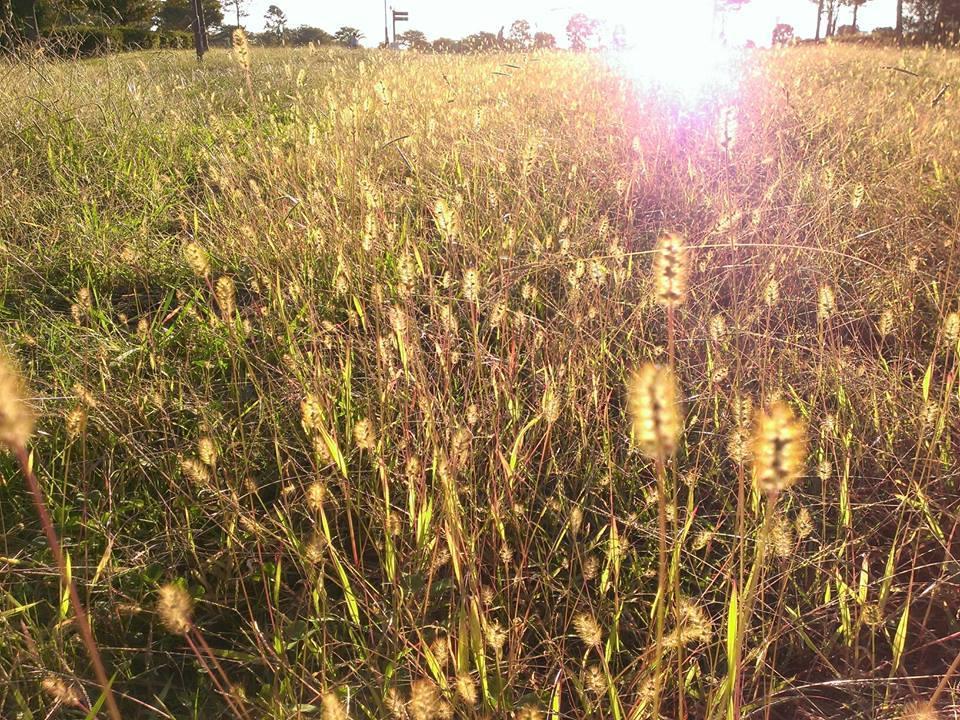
[244,0,898,46]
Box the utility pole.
[391,8,408,45]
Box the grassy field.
[1,40,960,719]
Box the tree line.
[1,0,958,53]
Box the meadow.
[0,39,959,719]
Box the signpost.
[392,9,408,45]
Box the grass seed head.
[653,232,689,307]
[157,583,193,635]
[573,612,603,648]
[182,241,210,277]
[41,675,83,708]
[0,353,34,451]
[627,364,682,460]
[900,701,939,720]
[943,312,959,345]
[321,690,348,720]
[752,401,807,497]
[455,674,477,706]
[232,29,251,72]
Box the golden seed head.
[817,460,832,481]
[301,394,322,432]
[515,706,544,720]
[157,583,193,634]
[41,675,82,707]
[430,635,449,668]
[198,436,217,467]
[384,687,407,719]
[484,620,507,653]
[944,312,960,345]
[763,278,780,306]
[183,241,210,277]
[709,313,728,342]
[321,690,348,720]
[817,285,836,321]
[569,505,584,536]
[353,418,376,451]
[573,612,603,649]
[583,664,605,696]
[180,457,211,487]
[0,354,34,452]
[664,596,713,649]
[627,364,682,460]
[462,267,479,302]
[795,507,814,539]
[752,401,807,497]
[900,700,939,720]
[766,513,795,558]
[861,603,883,628]
[215,275,236,318]
[408,679,441,720]
[653,232,689,307]
[455,674,477,706]
[879,309,895,337]
[306,480,326,512]
[541,383,561,424]
[232,29,251,72]
[65,406,87,438]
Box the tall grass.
[0,42,959,719]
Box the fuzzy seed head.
[408,679,441,720]
[65,406,87,438]
[157,583,193,634]
[455,674,477,706]
[752,401,807,496]
[198,436,217,467]
[764,278,780,306]
[321,690,348,720]
[627,364,682,460]
[944,312,960,345]
[215,275,236,318]
[181,457,211,487]
[664,597,713,649]
[653,232,689,307]
[817,285,836,321]
[353,418,375,451]
[232,29,251,72]
[573,612,603,648]
[182,241,210,277]
[41,675,83,708]
[0,353,34,451]
[900,701,939,720]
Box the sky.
[243,0,898,46]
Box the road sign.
[391,9,409,44]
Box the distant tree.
[263,4,285,39]
[290,24,332,45]
[566,12,597,51]
[811,0,825,38]
[906,0,960,41]
[841,0,872,30]
[222,0,247,28]
[397,28,428,49]
[896,0,904,41]
[431,36,458,52]
[507,18,530,49]
[462,30,497,51]
[771,22,794,44]
[155,0,222,32]
[611,23,627,50]
[532,30,555,48]
[334,25,362,46]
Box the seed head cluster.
[751,401,807,496]
[627,363,682,460]
[653,232,689,307]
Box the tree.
[771,22,794,44]
[566,12,597,51]
[334,25,362,46]
[461,30,497,51]
[896,0,904,42]
[507,18,530,49]
[155,0,222,32]
[263,4,285,40]
[905,0,960,41]
[841,0,871,30]
[812,0,825,39]
[222,0,246,28]
[431,36,459,52]
[532,31,555,48]
[289,24,332,45]
[611,23,627,50]
[397,28,427,49]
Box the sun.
[603,0,743,106]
